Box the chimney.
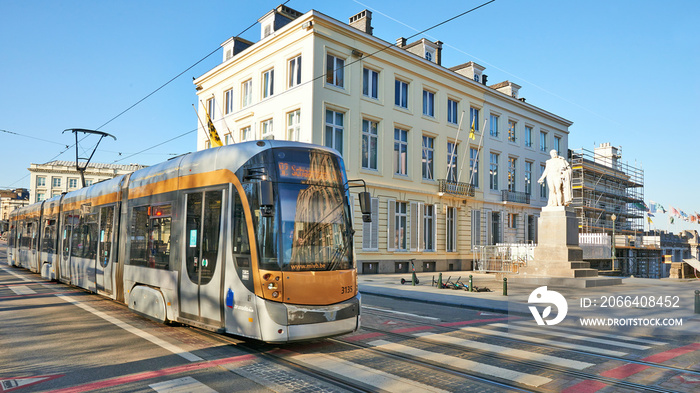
[435,41,443,66]
[349,10,373,35]
[396,37,406,47]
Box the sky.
[1,0,698,233]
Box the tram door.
[96,205,115,294]
[59,212,76,283]
[180,190,225,326]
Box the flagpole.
[192,104,212,145]
[215,99,235,144]
[199,99,224,147]
[466,118,488,195]
[447,111,465,183]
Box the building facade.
[194,6,572,273]
[0,188,29,233]
[29,161,147,204]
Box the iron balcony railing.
[438,179,475,197]
[501,190,530,204]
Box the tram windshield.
[248,148,353,271]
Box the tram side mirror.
[258,180,274,217]
[359,191,372,223]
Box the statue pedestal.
[521,207,597,278]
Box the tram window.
[149,215,171,269]
[42,219,56,254]
[129,206,149,267]
[200,191,222,285]
[71,213,97,259]
[99,206,114,268]
[231,192,250,256]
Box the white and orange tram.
[8,141,370,343]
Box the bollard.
[438,272,443,289]
[503,277,508,296]
[695,290,700,314]
[468,275,473,292]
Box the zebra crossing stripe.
[461,326,628,357]
[367,340,551,387]
[149,377,217,393]
[510,320,667,346]
[413,332,594,370]
[489,323,651,350]
[9,285,36,295]
[289,352,449,392]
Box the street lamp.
[611,214,617,271]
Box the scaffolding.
[570,146,644,236]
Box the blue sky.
[1,0,698,233]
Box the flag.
[647,213,655,217]
[648,201,657,214]
[647,216,653,225]
[469,117,476,140]
[669,216,675,225]
[633,202,647,211]
[204,106,223,147]
[657,203,667,214]
[670,206,680,217]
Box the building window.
[422,136,434,180]
[261,119,273,140]
[490,114,499,137]
[447,142,458,182]
[225,134,232,145]
[554,136,561,155]
[470,107,480,132]
[68,178,78,189]
[52,177,61,188]
[289,55,301,88]
[206,97,216,120]
[262,68,274,98]
[509,213,518,229]
[37,193,45,202]
[422,90,435,117]
[525,161,533,195]
[447,99,458,124]
[540,163,548,198]
[540,131,548,152]
[325,110,344,154]
[36,177,46,187]
[287,110,300,141]
[447,207,457,252]
[362,68,378,99]
[241,79,252,107]
[240,126,253,141]
[508,120,517,143]
[524,126,532,147]
[424,204,435,251]
[326,54,345,88]
[491,211,501,245]
[361,119,378,170]
[85,179,93,186]
[362,197,379,251]
[395,202,408,251]
[395,79,408,108]
[224,88,234,115]
[507,157,517,192]
[469,147,479,188]
[394,128,408,176]
[489,153,499,191]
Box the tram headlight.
[268,283,277,290]
[272,291,279,298]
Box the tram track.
[357,307,698,392]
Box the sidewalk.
[359,270,700,336]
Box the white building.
[29,161,147,204]
[194,6,572,273]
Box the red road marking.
[390,326,433,333]
[561,379,607,393]
[344,332,384,342]
[561,342,700,392]
[49,354,256,393]
[438,317,519,327]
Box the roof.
[36,161,147,171]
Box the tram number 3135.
[341,285,353,295]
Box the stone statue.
[538,149,573,207]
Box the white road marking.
[290,352,449,392]
[490,323,651,350]
[10,285,36,295]
[368,339,551,387]
[510,320,667,346]
[414,332,594,370]
[150,377,217,393]
[362,306,441,321]
[461,326,628,357]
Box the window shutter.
[362,195,371,250]
[417,203,425,251]
[387,199,396,251]
[371,198,379,250]
[486,210,493,245]
[409,202,419,251]
[471,209,481,249]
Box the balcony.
[501,190,530,204]
[438,179,475,197]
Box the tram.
[8,141,371,343]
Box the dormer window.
[474,74,480,83]
[263,23,272,38]
[425,51,433,62]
